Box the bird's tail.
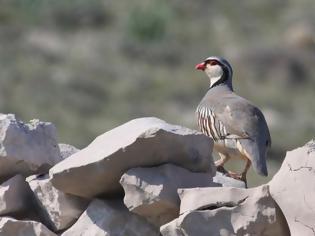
[240,139,268,176]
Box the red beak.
[195,62,206,71]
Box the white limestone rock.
[0,175,34,217]
[58,143,79,160]
[27,174,89,232]
[213,171,246,188]
[269,140,315,236]
[161,185,290,236]
[62,199,159,236]
[50,117,214,198]
[0,217,56,236]
[0,114,62,182]
[120,164,218,227]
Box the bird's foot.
[216,165,228,174]
[226,171,248,188]
[215,166,248,188]
[226,171,242,180]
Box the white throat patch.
[205,64,224,87]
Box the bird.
[195,56,271,185]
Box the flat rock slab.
[0,175,34,217]
[62,199,159,236]
[27,174,89,232]
[161,185,289,236]
[0,217,56,236]
[50,117,214,198]
[269,140,315,236]
[120,164,218,227]
[0,114,61,182]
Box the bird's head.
[195,56,233,89]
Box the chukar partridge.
[195,56,271,184]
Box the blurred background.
[0,0,314,186]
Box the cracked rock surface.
[27,174,89,232]
[50,117,214,198]
[269,140,315,235]
[161,185,290,236]
[62,199,159,236]
[0,217,56,236]
[120,164,218,227]
[0,175,34,217]
[58,144,79,160]
[0,114,62,182]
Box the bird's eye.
[209,60,218,66]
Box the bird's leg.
[215,153,230,174]
[216,154,250,188]
[240,159,251,188]
[216,153,241,178]
[225,160,251,188]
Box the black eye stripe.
[206,60,219,66]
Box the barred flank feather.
[196,106,228,141]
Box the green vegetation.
[0,0,314,185]
[127,3,169,42]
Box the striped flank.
[196,105,228,141]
